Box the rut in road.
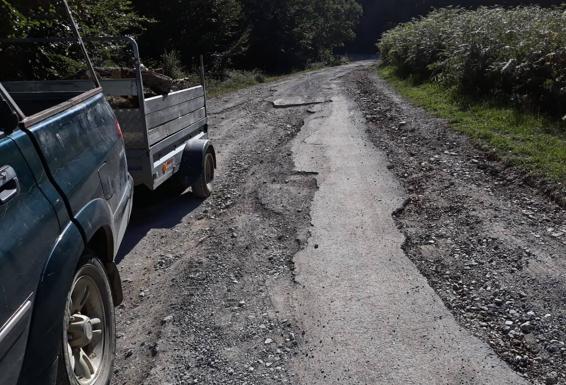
[112,63,564,385]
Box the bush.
[378,6,566,118]
[161,50,186,79]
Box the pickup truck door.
[22,92,129,241]
[0,130,61,385]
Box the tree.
[0,0,146,38]
[238,0,362,71]
[132,0,244,71]
[0,0,147,79]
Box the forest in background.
[0,0,362,76]
[1,0,565,77]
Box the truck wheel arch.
[73,198,124,306]
[86,227,124,307]
[18,219,123,384]
[17,223,84,385]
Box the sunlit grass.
[379,65,566,184]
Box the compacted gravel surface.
[112,62,565,385]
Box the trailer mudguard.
[179,136,216,187]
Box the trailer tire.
[191,151,215,198]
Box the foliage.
[133,0,362,72]
[132,0,244,72]
[1,0,362,79]
[352,0,565,53]
[379,65,566,183]
[379,6,566,117]
[161,50,186,79]
[0,0,147,38]
[0,0,149,80]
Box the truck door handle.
[0,165,19,204]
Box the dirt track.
[113,62,565,385]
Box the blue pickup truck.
[0,38,133,385]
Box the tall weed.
[379,6,566,118]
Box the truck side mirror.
[0,99,19,134]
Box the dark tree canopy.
[131,0,363,72]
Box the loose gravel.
[348,68,566,385]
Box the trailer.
[2,36,216,198]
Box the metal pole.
[61,0,101,88]
[125,37,146,117]
[199,55,208,113]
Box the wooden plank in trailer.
[145,96,205,129]
[150,117,207,154]
[147,107,206,146]
[144,86,204,114]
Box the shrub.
[161,50,186,79]
[378,6,566,118]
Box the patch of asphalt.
[347,68,566,385]
[282,74,529,385]
[272,97,332,108]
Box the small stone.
[161,315,173,325]
[314,244,319,249]
[520,321,533,333]
[545,372,558,385]
[265,338,274,344]
[505,320,514,326]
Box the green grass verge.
[207,71,272,97]
[378,65,566,184]
[206,61,348,98]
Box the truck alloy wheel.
[60,258,115,385]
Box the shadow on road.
[116,188,203,264]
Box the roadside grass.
[206,59,352,97]
[378,65,566,184]
[207,70,271,97]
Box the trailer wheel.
[192,151,215,198]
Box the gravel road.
[112,62,565,385]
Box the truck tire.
[191,151,215,198]
[57,257,115,385]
